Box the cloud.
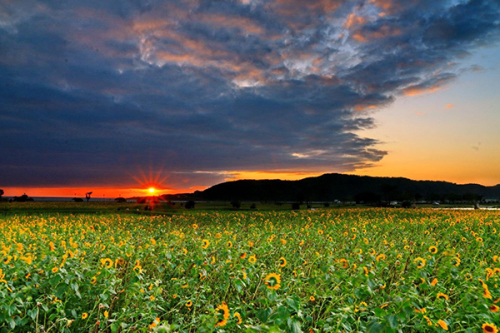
[1,0,499,190]
[445,104,454,109]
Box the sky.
[1,0,499,197]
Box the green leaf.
[287,318,303,333]
[367,321,384,333]
[386,314,398,329]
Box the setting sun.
[148,187,155,194]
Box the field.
[1,206,499,332]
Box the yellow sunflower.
[436,292,449,300]
[101,258,113,268]
[234,312,242,324]
[264,273,281,290]
[437,320,448,331]
[414,257,426,268]
[279,257,287,267]
[489,305,499,312]
[82,313,88,319]
[202,239,210,249]
[249,255,257,263]
[215,302,230,327]
[482,323,499,333]
[429,246,438,254]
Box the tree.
[0,189,4,199]
[230,200,241,209]
[185,200,195,209]
[115,197,127,203]
[86,192,92,202]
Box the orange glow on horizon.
[0,187,186,198]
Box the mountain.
[169,173,500,202]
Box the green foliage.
[0,208,499,332]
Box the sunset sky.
[1,0,499,198]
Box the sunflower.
[309,296,315,302]
[215,302,230,327]
[104,310,109,318]
[51,267,58,273]
[431,278,438,286]
[101,258,113,268]
[437,320,448,331]
[202,239,210,249]
[240,253,247,259]
[369,249,376,256]
[91,276,97,284]
[414,257,426,268]
[227,241,233,248]
[186,300,192,307]
[3,255,12,264]
[234,312,242,324]
[249,255,257,263]
[376,254,386,262]
[436,292,449,300]
[279,257,287,267]
[82,313,88,319]
[482,323,499,333]
[451,257,461,266]
[429,246,438,254]
[423,315,433,326]
[489,305,499,312]
[264,273,281,290]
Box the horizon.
[1,1,500,197]
[2,172,499,198]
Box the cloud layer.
[1,0,499,190]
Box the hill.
[166,173,500,203]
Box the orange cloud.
[344,13,366,29]
[445,104,454,109]
[224,171,324,181]
[402,85,442,96]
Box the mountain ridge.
[163,173,500,202]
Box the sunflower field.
[0,208,499,332]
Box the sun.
[148,187,156,194]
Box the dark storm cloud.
[1,0,499,189]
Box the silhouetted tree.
[85,192,92,202]
[230,200,241,209]
[185,200,195,209]
[73,198,83,202]
[0,189,4,199]
[250,203,256,209]
[291,203,300,210]
[354,192,380,204]
[13,193,33,202]
[115,197,127,203]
